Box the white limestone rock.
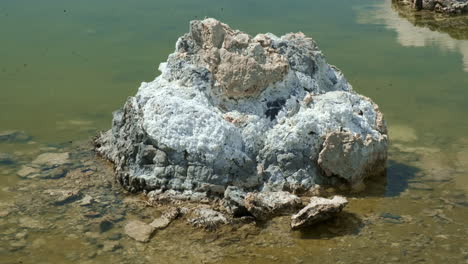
[95,19,388,201]
[291,195,348,229]
[244,191,302,220]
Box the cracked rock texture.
[291,195,348,229]
[95,18,388,199]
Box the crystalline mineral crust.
[95,18,388,196]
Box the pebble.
[80,195,94,206]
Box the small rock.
[0,153,15,166]
[0,130,31,143]
[17,165,40,178]
[40,166,68,179]
[150,207,180,230]
[189,208,228,229]
[380,212,403,223]
[98,220,114,233]
[15,231,28,239]
[107,233,122,241]
[290,195,348,229]
[244,191,302,221]
[9,239,27,251]
[102,240,121,252]
[124,220,155,242]
[45,189,82,206]
[83,211,101,218]
[223,186,249,217]
[80,195,94,206]
[18,216,46,230]
[32,152,70,167]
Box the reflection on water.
[358,0,468,72]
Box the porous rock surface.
[395,0,468,14]
[244,191,302,221]
[291,195,348,229]
[95,18,388,202]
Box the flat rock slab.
[291,195,348,230]
[17,166,40,178]
[79,195,94,206]
[245,191,302,221]
[0,153,15,166]
[44,189,82,206]
[0,130,31,143]
[124,220,155,242]
[150,207,180,229]
[32,152,70,167]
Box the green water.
[1,0,468,263]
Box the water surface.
[1,0,467,263]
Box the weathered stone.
[244,191,302,220]
[124,220,155,242]
[80,195,94,206]
[102,241,121,252]
[95,18,387,200]
[32,152,70,167]
[40,166,68,179]
[290,196,348,229]
[318,131,387,190]
[223,186,249,217]
[0,130,31,143]
[0,153,15,166]
[189,208,228,229]
[17,166,40,178]
[150,207,180,229]
[45,189,82,206]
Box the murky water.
[1,0,467,263]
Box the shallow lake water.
[1,0,467,263]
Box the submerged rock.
[95,19,387,208]
[32,152,70,167]
[124,220,155,242]
[150,207,180,229]
[0,130,31,143]
[290,196,348,229]
[17,166,40,178]
[0,153,15,166]
[45,189,82,206]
